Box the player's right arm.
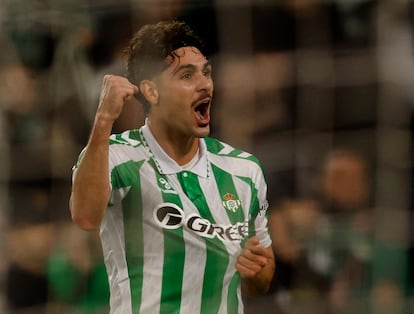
[70,75,138,231]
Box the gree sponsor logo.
[153,202,248,242]
[153,203,184,229]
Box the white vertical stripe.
[140,166,164,313]
[180,229,206,314]
[101,203,133,314]
[217,255,239,314]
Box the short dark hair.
[126,20,205,113]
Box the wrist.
[88,113,114,145]
[95,111,116,127]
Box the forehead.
[166,46,209,69]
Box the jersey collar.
[140,121,209,178]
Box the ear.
[139,80,159,105]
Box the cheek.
[166,88,193,109]
[159,95,187,119]
[157,81,195,113]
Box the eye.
[203,68,212,77]
[181,73,192,80]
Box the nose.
[197,74,213,92]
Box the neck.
[147,119,199,166]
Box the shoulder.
[204,137,263,169]
[108,129,147,168]
[109,129,142,147]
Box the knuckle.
[103,74,112,82]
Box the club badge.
[222,193,241,213]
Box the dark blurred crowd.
[0,0,413,313]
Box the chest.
[115,161,253,245]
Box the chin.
[195,125,210,138]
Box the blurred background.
[0,0,413,313]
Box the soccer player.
[70,20,275,314]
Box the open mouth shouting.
[193,97,211,127]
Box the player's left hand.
[236,236,272,279]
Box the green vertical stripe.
[114,160,145,313]
[123,184,144,313]
[160,228,185,314]
[153,168,185,314]
[248,187,259,238]
[211,164,245,224]
[177,171,232,314]
[227,273,240,314]
[238,176,260,239]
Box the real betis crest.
[222,193,241,213]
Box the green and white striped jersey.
[96,123,271,314]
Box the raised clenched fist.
[96,74,139,123]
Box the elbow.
[71,213,101,231]
[69,198,102,231]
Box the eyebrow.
[172,61,211,76]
